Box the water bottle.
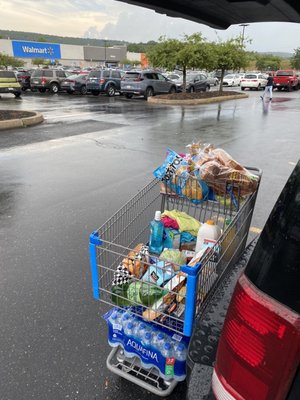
[121,311,132,330]
[133,321,149,340]
[142,331,153,347]
[161,341,173,358]
[152,331,165,352]
[149,211,164,254]
[108,309,122,327]
[174,342,187,362]
[124,321,136,337]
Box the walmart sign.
[12,41,61,59]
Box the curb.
[0,111,44,131]
[148,93,248,105]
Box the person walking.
[261,73,274,101]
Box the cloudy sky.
[1,0,299,53]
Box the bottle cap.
[206,219,215,225]
[145,332,152,340]
[154,211,161,221]
[164,342,171,350]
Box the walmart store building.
[0,39,129,67]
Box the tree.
[255,54,282,72]
[147,33,215,91]
[32,58,46,67]
[0,52,24,69]
[120,58,141,67]
[37,37,48,42]
[210,39,248,92]
[290,48,300,69]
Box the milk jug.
[195,220,222,253]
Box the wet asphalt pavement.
[0,89,299,400]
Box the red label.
[166,357,176,366]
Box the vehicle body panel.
[273,70,299,91]
[240,73,268,90]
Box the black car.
[60,74,88,95]
[86,69,122,97]
[175,73,210,93]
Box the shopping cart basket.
[89,167,262,396]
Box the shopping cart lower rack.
[89,169,261,396]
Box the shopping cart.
[89,167,262,396]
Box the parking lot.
[0,89,299,400]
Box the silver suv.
[121,70,177,99]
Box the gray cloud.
[0,0,299,52]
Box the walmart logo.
[22,46,51,55]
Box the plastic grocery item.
[149,211,164,254]
[222,218,237,262]
[195,219,222,253]
[174,342,187,362]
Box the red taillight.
[100,78,105,84]
[41,79,47,85]
[241,79,245,82]
[252,79,258,82]
[213,273,300,400]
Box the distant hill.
[0,29,154,53]
[260,51,293,58]
[0,29,126,47]
[0,30,293,58]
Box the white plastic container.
[195,220,222,253]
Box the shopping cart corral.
[89,166,262,397]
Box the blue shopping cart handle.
[90,230,102,246]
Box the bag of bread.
[121,244,150,278]
[153,149,209,204]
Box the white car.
[222,74,241,87]
[240,73,268,90]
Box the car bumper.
[186,239,257,400]
[0,87,21,94]
[86,84,104,92]
[120,89,144,96]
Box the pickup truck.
[273,70,299,91]
[187,160,300,400]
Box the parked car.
[30,69,68,93]
[60,74,88,95]
[121,70,177,99]
[240,73,268,90]
[175,73,210,92]
[165,73,182,81]
[222,74,241,86]
[205,73,219,86]
[15,70,32,91]
[86,69,122,97]
[0,70,22,97]
[273,70,299,91]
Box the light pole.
[104,37,108,67]
[239,23,249,47]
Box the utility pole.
[239,23,249,47]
